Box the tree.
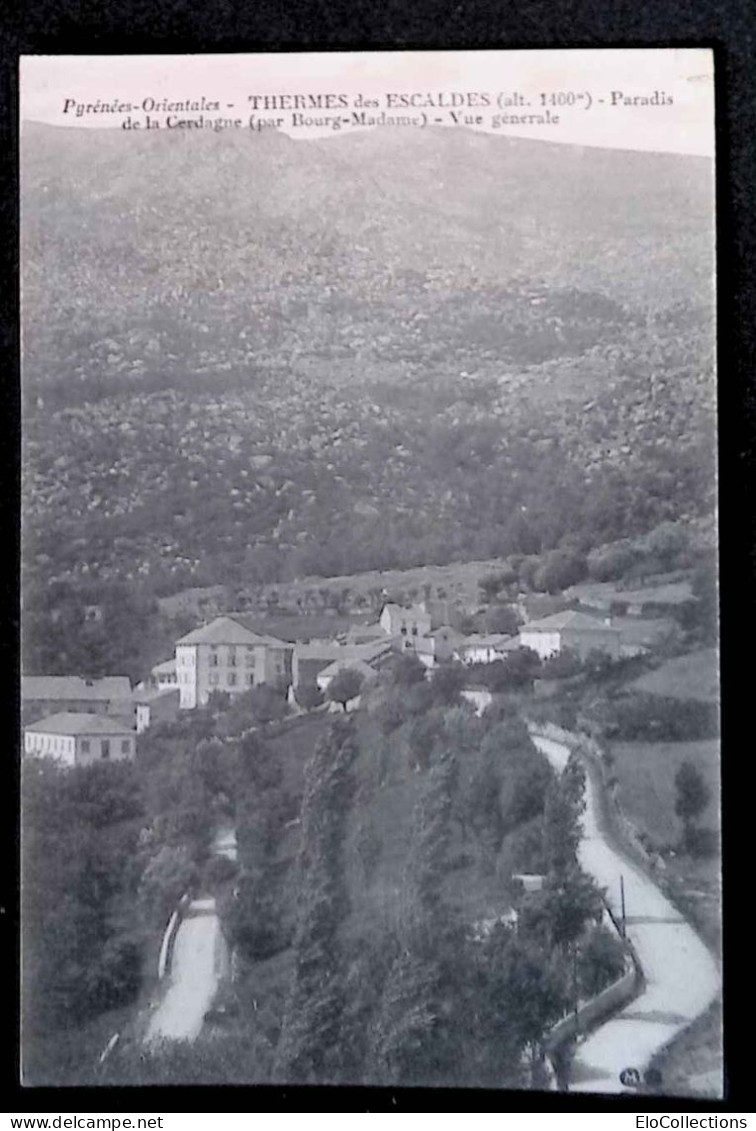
[485,604,520,636]
[430,662,465,706]
[274,723,357,1082]
[674,760,711,848]
[578,925,627,997]
[533,550,588,594]
[296,682,325,711]
[543,754,586,876]
[479,572,505,603]
[326,667,365,711]
[587,542,637,582]
[642,521,689,565]
[368,947,441,1085]
[138,844,197,924]
[390,651,427,689]
[483,929,568,1064]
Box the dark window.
[121,739,131,754]
[101,740,110,760]
[228,672,237,686]
[412,626,418,636]
[81,739,90,754]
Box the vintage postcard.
[19,49,719,1096]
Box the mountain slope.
[20,124,716,597]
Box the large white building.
[24,712,136,768]
[174,615,293,709]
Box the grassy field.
[612,616,676,650]
[650,997,723,1099]
[611,738,721,955]
[610,736,722,1092]
[611,738,720,846]
[627,648,719,702]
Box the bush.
[587,543,638,582]
[541,648,583,680]
[204,855,239,887]
[607,695,719,741]
[295,683,324,711]
[683,825,718,859]
[533,550,588,594]
[578,926,627,997]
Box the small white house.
[24,712,136,768]
[455,633,517,665]
[519,610,622,662]
[151,658,178,691]
[134,688,181,733]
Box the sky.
[20,49,715,158]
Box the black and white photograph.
[19,49,720,1097]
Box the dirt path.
[531,733,721,1096]
[144,898,227,1045]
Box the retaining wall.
[545,960,638,1052]
[157,892,191,980]
[527,721,645,1070]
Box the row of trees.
[477,521,700,603]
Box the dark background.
[2,0,753,1114]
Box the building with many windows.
[24,712,136,768]
[174,616,293,708]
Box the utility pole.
[620,874,626,938]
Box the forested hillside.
[25,663,623,1088]
[21,124,715,601]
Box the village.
[20,554,722,1095]
[22,556,697,769]
[22,573,681,762]
[19,61,721,1096]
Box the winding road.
[531,732,721,1096]
[144,897,228,1044]
[145,826,237,1046]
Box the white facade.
[379,603,432,641]
[136,703,151,733]
[24,720,135,768]
[176,630,291,709]
[519,629,562,660]
[24,730,77,766]
[176,643,198,708]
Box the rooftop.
[134,687,181,705]
[458,633,514,648]
[295,639,392,662]
[21,675,132,701]
[176,616,289,648]
[25,712,135,736]
[381,602,430,619]
[522,610,619,633]
[318,658,377,681]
